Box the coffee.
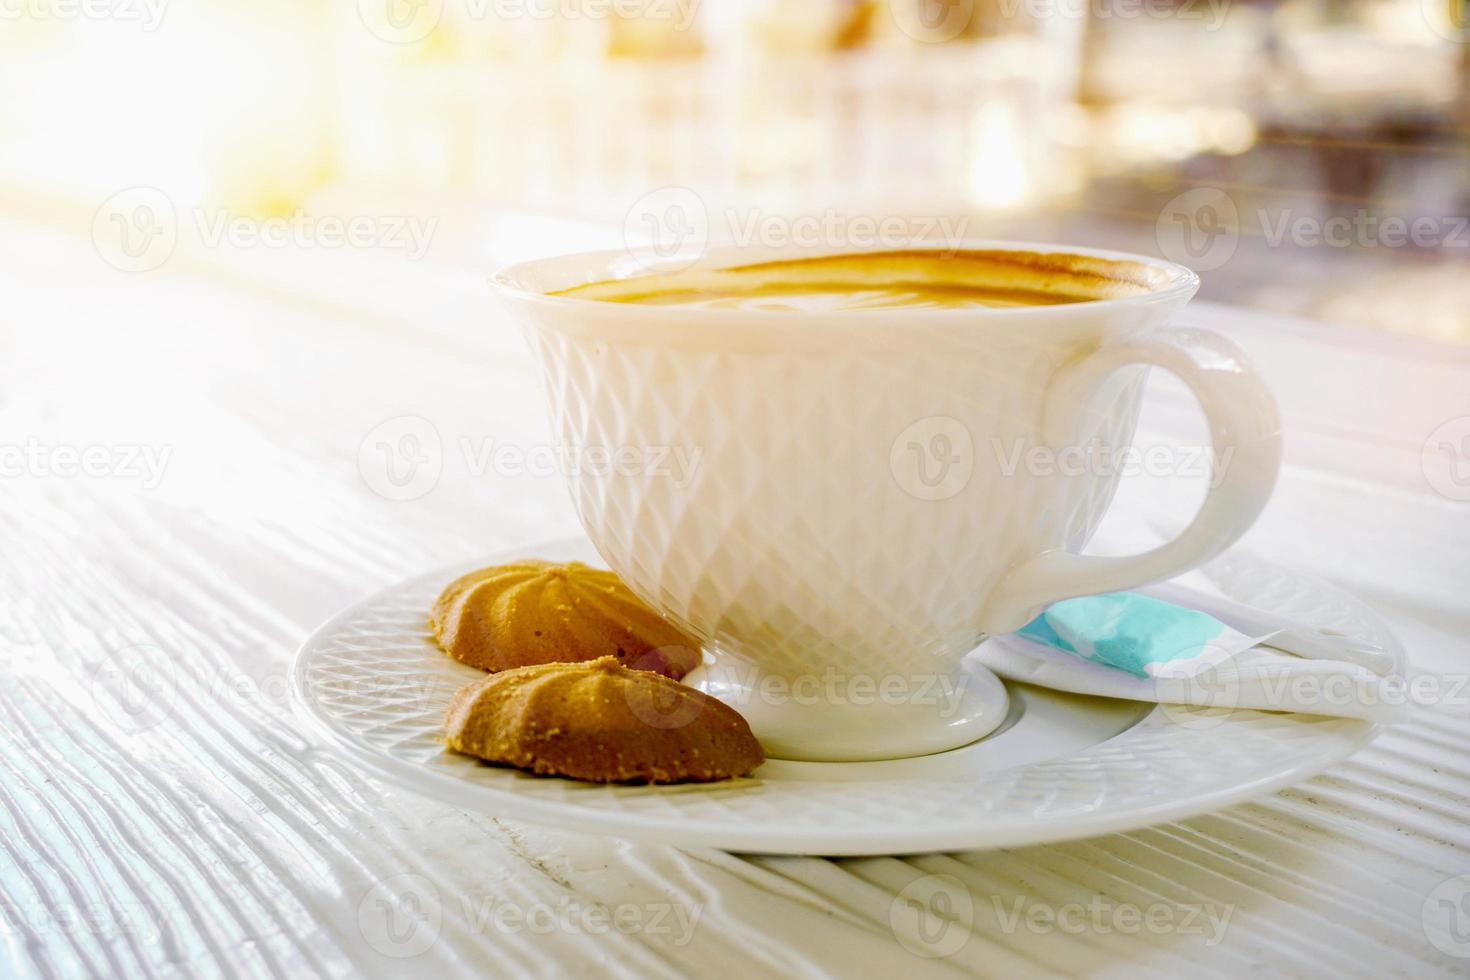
[554,249,1170,312]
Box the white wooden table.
[3,219,1469,979]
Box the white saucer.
[291,538,1395,856]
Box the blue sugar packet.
[1017,592,1239,678]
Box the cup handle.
[977,326,1283,635]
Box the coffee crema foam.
[554,250,1171,312]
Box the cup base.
[685,649,1011,762]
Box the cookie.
[430,560,700,678]
[443,657,764,784]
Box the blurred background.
[2,0,1468,341]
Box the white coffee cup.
[494,242,1281,761]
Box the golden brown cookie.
[430,560,700,678]
[443,657,764,784]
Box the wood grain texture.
[2,224,1467,978]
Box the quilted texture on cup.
[524,324,1147,682]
